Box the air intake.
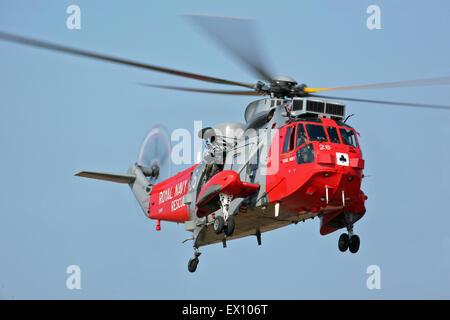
[326,103,345,116]
[306,100,325,113]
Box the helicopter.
[2,15,450,273]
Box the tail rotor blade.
[138,125,172,183]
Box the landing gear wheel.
[188,257,199,273]
[213,216,225,234]
[224,216,235,236]
[349,234,360,254]
[338,233,349,252]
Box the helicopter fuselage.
[145,98,367,248]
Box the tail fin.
[75,171,136,184]
[75,164,152,217]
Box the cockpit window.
[282,127,292,153]
[283,126,297,153]
[296,143,315,164]
[339,128,358,147]
[327,126,340,143]
[306,124,328,142]
[296,124,307,148]
[289,125,296,151]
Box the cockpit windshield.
[288,122,359,152]
[327,126,340,143]
[339,128,358,147]
[296,123,308,147]
[305,124,328,142]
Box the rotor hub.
[271,75,297,85]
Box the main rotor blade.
[139,83,260,96]
[0,31,255,89]
[304,77,450,93]
[310,94,450,110]
[185,14,274,82]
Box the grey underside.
[194,203,320,247]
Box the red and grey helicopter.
[2,15,450,272]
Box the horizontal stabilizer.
[75,171,136,184]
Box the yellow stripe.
[303,87,333,93]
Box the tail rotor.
[137,125,172,184]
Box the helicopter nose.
[300,147,365,209]
[316,148,364,170]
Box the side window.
[289,125,296,151]
[339,128,358,147]
[327,126,340,143]
[282,126,296,153]
[296,144,315,164]
[282,127,292,153]
[296,124,307,148]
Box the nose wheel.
[348,234,360,253]
[338,223,360,253]
[338,233,349,252]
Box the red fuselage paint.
[147,117,366,237]
[149,165,197,222]
[266,117,366,235]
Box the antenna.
[344,113,355,123]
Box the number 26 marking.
[319,144,331,150]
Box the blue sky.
[0,0,449,299]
